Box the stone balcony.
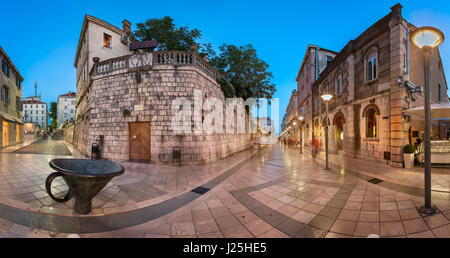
[90,51,217,80]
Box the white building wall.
[23,102,47,131]
[86,22,131,73]
[57,96,76,127]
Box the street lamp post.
[321,93,333,170]
[410,26,444,215]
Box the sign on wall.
[129,40,157,51]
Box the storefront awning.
[0,112,23,124]
[404,102,450,120]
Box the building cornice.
[0,46,23,81]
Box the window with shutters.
[1,86,10,104]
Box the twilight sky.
[1,0,450,132]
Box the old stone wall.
[62,123,74,144]
[76,64,256,164]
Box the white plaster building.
[22,96,47,132]
[74,15,132,102]
[57,91,76,128]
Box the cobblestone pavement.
[13,138,72,155]
[0,145,258,217]
[1,144,450,238]
[0,135,39,153]
[304,145,450,193]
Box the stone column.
[329,124,337,154]
[389,4,408,167]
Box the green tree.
[209,44,276,99]
[131,18,276,100]
[49,102,57,129]
[131,16,201,51]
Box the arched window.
[366,52,377,81]
[366,108,377,138]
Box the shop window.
[103,33,112,49]
[366,108,377,138]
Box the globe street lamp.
[410,26,444,215]
[321,93,333,170]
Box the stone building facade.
[74,15,132,155]
[280,45,337,145]
[77,52,256,164]
[73,16,257,164]
[0,46,23,148]
[308,4,448,167]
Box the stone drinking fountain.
[46,159,124,214]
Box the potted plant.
[122,109,131,117]
[403,144,416,169]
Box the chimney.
[122,19,131,33]
[390,3,402,17]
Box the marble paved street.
[1,144,450,238]
[13,138,72,155]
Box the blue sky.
[2,0,450,131]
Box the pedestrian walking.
[311,139,319,160]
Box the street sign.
[134,105,143,111]
[130,40,157,51]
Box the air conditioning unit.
[121,35,129,45]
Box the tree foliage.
[131,16,201,51]
[131,17,276,100]
[49,102,57,129]
[208,44,276,100]
[217,77,235,99]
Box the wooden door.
[129,122,151,162]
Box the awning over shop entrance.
[404,102,450,119]
[0,113,23,124]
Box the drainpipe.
[315,48,319,81]
[312,47,319,139]
[407,25,412,109]
[389,85,392,162]
[406,25,409,75]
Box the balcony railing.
[91,51,217,79]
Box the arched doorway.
[333,112,345,150]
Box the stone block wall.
[75,63,256,164]
[62,123,74,144]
